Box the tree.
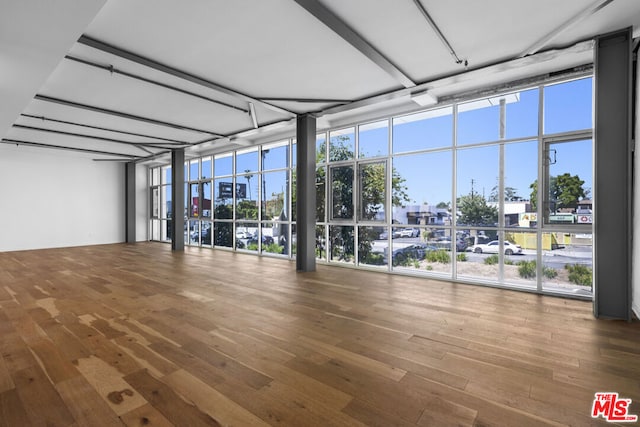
[529,173,586,211]
[457,193,498,226]
[436,201,450,209]
[489,185,519,202]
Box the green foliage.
[543,266,558,279]
[236,199,258,220]
[362,253,385,265]
[426,265,433,271]
[484,254,499,265]
[489,185,519,202]
[426,250,451,264]
[457,194,498,226]
[530,174,587,211]
[263,243,283,254]
[518,260,536,279]
[565,264,592,287]
[247,243,259,251]
[436,201,450,209]
[456,253,468,262]
[504,259,514,265]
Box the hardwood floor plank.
[0,388,31,427]
[120,403,174,427]
[122,369,222,427]
[56,375,124,427]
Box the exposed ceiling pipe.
[411,0,467,67]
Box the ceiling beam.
[12,124,182,154]
[293,0,415,89]
[519,0,616,57]
[77,35,295,118]
[1,138,139,158]
[20,114,189,145]
[65,55,249,114]
[34,94,222,137]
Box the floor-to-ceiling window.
[149,75,593,297]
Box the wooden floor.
[0,243,639,426]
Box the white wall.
[633,64,640,319]
[0,145,125,252]
[136,164,149,242]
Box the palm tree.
[244,170,253,200]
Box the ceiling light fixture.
[410,90,438,107]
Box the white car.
[398,227,420,238]
[470,240,522,255]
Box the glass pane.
[214,154,233,177]
[214,179,233,219]
[214,221,233,248]
[329,128,355,162]
[161,220,172,242]
[189,183,199,218]
[151,219,160,241]
[542,232,592,296]
[457,146,499,227]
[262,171,288,221]
[291,171,296,222]
[189,160,199,181]
[392,150,452,225]
[358,226,387,267]
[358,121,388,158]
[316,167,325,222]
[151,187,159,218]
[162,166,171,185]
[457,229,499,281]
[202,157,212,180]
[241,223,260,252]
[188,220,199,245]
[544,77,593,134]
[236,184,258,220]
[291,224,297,258]
[330,166,353,220]
[457,98,500,145]
[237,148,258,174]
[262,143,288,171]
[393,228,453,275]
[291,141,296,168]
[262,222,288,255]
[359,162,386,221]
[329,225,354,264]
[162,185,172,219]
[392,107,452,153]
[316,133,327,163]
[316,225,326,260]
[201,221,212,247]
[503,230,537,288]
[505,88,539,140]
[151,167,159,186]
[202,181,212,219]
[503,141,537,228]
[544,139,592,224]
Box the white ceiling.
[1,0,639,162]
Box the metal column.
[171,148,185,251]
[125,162,136,243]
[296,114,317,272]
[593,28,632,320]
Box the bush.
[426,250,451,264]
[518,260,536,279]
[504,259,514,265]
[247,243,259,251]
[263,243,284,254]
[484,254,499,265]
[363,252,385,265]
[565,264,592,287]
[426,265,433,271]
[543,266,558,279]
[456,253,467,262]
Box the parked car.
[247,235,274,246]
[236,230,251,239]
[469,240,522,255]
[379,230,401,239]
[398,227,420,238]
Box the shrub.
[565,264,592,287]
[484,254,499,265]
[504,259,514,265]
[426,250,451,264]
[263,243,284,254]
[543,266,558,279]
[426,265,433,271]
[247,243,259,251]
[518,260,536,279]
[363,252,385,265]
[456,253,467,262]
